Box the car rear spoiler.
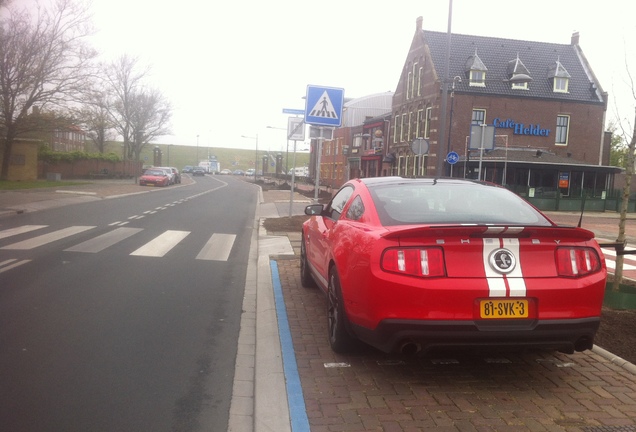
[380,224,596,241]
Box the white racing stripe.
[130,230,190,257]
[483,238,506,297]
[502,238,526,297]
[482,237,527,297]
[196,233,236,261]
[65,227,143,253]
[0,226,95,250]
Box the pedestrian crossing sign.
[304,85,344,127]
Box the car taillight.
[555,247,602,277]
[381,247,446,277]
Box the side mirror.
[304,204,324,216]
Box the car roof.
[355,176,488,188]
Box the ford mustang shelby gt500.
[301,177,607,355]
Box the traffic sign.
[411,138,429,155]
[304,85,344,127]
[287,117,305,141]
[447,151,459,165]
[283,108,305,115]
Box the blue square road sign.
[304,85,345,127]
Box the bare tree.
[75,85,116,154]
[612,112,636,291]
[0,0,97,180]
[105,55,171,167]
[610,52,636,291]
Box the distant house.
[28,106,86,152]
[389,16,619,199]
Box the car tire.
[328,268,357,353]
[300,238,316,288]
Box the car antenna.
[577,192,587,228]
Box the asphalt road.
[0,175,257,431]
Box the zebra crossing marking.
[0,226,95,250]
[196,233,236,261]
[0,258,31,273]
[130,230,190,257]
[0,225,48,240]
[64,227,143,253]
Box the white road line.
[65,227,144,253]
[130,230,190,257]
[604,260,636,271]
[0,225,48,240]
[0,226,95,250]
[0,259,31,273]
[196,233,236,261]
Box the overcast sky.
[14,0,636,151]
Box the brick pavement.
[274,258,636,431]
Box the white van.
[288,166,309,178]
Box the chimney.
[571,31,580,45]
[416,16,423,32]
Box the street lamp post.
[241,134,259,182]
[196,134,199,164]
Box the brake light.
[555,247,601,277]
[382,247,446,277]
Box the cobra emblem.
[489,248,517,274]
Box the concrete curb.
[592,345,636,374]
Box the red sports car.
[139,169,170,187]
[301,177,607,355]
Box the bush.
[38,146,121,163]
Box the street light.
[241,134,259,182]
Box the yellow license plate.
[480,299,529,319]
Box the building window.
[411,63,417,99]
[407,69,412,100]
[511,81,529,90]
[469,70,486,87]
[553,77,569,93]
[416,109,424,138]
[417,66,423,96]
[407,112,413,141]
[555,115,570,145]
[424,107,432,139]
[401,113,407,142]
[472,109,486,125]
[393,116,399,144]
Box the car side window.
[346,195,364,221]
[326,186,354,220]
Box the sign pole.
[289,140,297,217]
[314,128,323,202]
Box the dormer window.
[470,70,486,87]
[508,55,532,90]
[549,59,571,93]
[465,51,487,87]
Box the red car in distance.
[301,177,607,356]
[139,168,170,187]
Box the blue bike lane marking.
[270,260,311,432]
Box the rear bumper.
[352,317,600,354]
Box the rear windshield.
[145,170,165,176]
[368,182,552,226]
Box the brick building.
[390,16,619,198]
